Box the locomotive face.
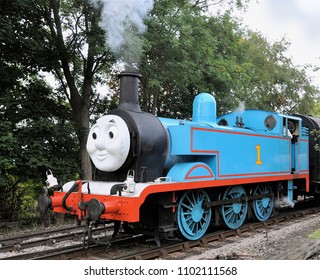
[86,115,130,172]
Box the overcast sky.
[213,0,320,87]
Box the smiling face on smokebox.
[86,115,130,172]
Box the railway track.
[110,207,320,260]
[0,225,84,252]
[1,206,319,260]
[0,224,113,260]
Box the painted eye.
[91,126,100,141]
[107,127,118,140]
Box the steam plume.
[92,0,154,70]
[234,101,245,114]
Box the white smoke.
[275,196,295,208]
[234,101,245,114]
[91,0,154,70]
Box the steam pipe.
[118,72,142,112]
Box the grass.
[309,229,320,240]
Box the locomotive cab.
[294,114,320,194]
[282,117,300,139]
[281,116,306,176]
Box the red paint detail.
[219,171,290,178]
[101,200,120,214]
[51,173,309,223]
[192,127,291,139]
[185,164,214,180]
[172,192,177,213]
[51,195,63,208]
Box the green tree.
[139,3,319,118]
[0,76,79,221]
[230,32,319,114]
[140,0,218,118]
[0,0,115,180]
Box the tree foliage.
[230,32,319,114]
[139,2,319,118]
[0,76,79,221]
[1,0,115,181]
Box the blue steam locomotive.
[39,72,319,243]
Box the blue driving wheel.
[177,189,212,240]
[221,185,248,230]
[252,184,274,222]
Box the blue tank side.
[157,117,195,170]
[166,122,292,180]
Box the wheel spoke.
[177,190,212,240]
[186,195,194,207]
[252,184,274,222]
[191,192,197,204]
[221,186,248,230]
[184,213,192,221]
[181,202,193,211]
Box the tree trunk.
[79,131,92,180]
[48,0,93,180]
[71,91,92,180]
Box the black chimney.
[118,72,142,112]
